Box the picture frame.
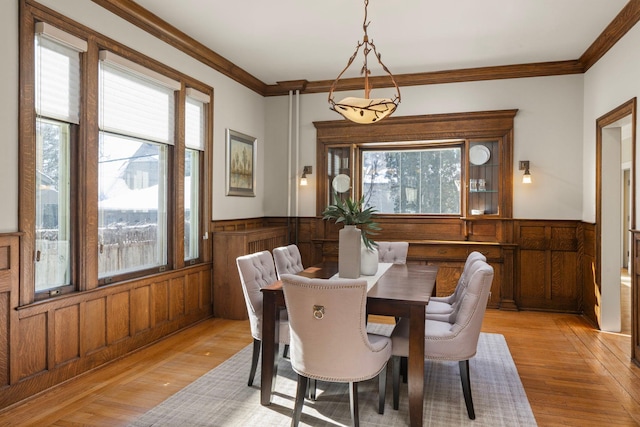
[226,129,257,197]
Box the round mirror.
[332,174,351,193]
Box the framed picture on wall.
[226,129,256,196]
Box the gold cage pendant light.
[328,0,401,124]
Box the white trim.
[35,22,87,52]
[186,87,210,104]
[99,50,180,91]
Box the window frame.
[314,110,516,219]
[19,2,212,305]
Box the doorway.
[596,98,637,360]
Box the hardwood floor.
[1,310,639,426]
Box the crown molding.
[91,0,640,97]
[89,0,267,95]
[580,0,640,71]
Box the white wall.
[7,1,635,230]
[584,22,640,225]
[582,19,640,332]
[267,75,585,219]
[0,1,19,232]
[8,0,269,227]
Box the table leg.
[260,292,280,406]
[407,304,425,427]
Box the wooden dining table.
[260,261,438,427]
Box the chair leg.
[392,355,401,410]
[306,378,317,400]
[248,338,261,386]
[283,344,290,359]
[348,381,360,427]
[292,374,308,427]
[378,363,387,414]
[459,360,475,420]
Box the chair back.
[236,250,279,340]
[280,274,391,382]
[377,241,409,264]
[451,251,487,302]
[273,244,304,278]
[425,261,494,360]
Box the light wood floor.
[1,310,639,426]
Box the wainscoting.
[0,233,212,410]
[263,216,586,314]
[0,216,596,410]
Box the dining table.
[260,261,438,427]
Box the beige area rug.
[129,329,536,427]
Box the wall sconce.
[519,161,532,184]
[300,166,312,186]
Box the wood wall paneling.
[84,298,107,354]
[632,230,640,361]
[153,280,170,325]
[132,285,151,334]
[212,226,288,319]
[169,276,185,320]
[107,292,131,344]
[54,305,80,366]
[581,223,598,326]
[16,313,47,381]
[0,235,18,387]
[517,221,582,312]
[186,271,200,313]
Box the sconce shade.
[520,160,532,184]
[300,165,312,186]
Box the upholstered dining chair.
[426,251,486,322]
[389,260,494,419]
[236,250,290,386]
[376,241,409,264]
[273,244,304,278]
[280,274,392,427]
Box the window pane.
[185,149,200,261]
[185,97,205,150]
[98,133,167,277]
[362,147,461,214]
[35,119,71,291]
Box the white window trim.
[35,22,87,52]
[99,50,180,91]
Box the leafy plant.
[322,196,381,250]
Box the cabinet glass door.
[468,140,500,216]
[327,146,351,205]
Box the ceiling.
[130,0,630,86]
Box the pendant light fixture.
[328,0,401,124]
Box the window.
[362,146,461,214]
[315,111,516,219]
[33,24,86,294]
[184,89,209,262]
[97,52,178,280]
[21,11,212,304]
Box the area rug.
[129,330,536,427]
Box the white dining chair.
[280,273,392,426]
[390,260,494,419]
[426,251,486,322]
[236,250,290,386]
[376,241,409,264]
[273,244,304,278]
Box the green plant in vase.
[322,196,381,250]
